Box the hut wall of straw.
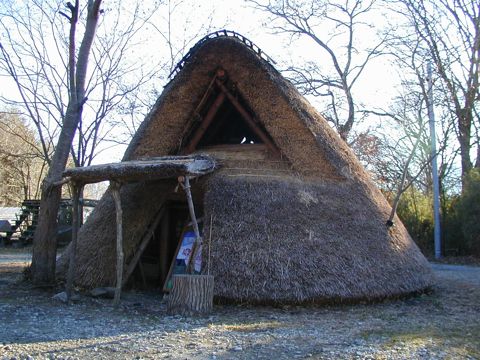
[203,174,433,303]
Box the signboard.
[163,225,202,292]
[176,230,202,272]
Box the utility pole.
[427,63,441,259]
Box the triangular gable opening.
[197,94,263,146]
[181,69,279,155]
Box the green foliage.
[456,169,480,255]
[396,188,434,255]
[395,173,480,257]
[439,196,462,256]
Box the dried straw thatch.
[57,34,434,303]
[204,175,431,303]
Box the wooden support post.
[66,182,82,303]
[168,177,215,315]
[159,209,170,285]
[110,181,124,307]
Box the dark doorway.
[130,201,191,291]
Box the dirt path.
[0,253,31,264]
[0,252,479,360]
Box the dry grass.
[125,37,357,180]
[211,321,284,332]
[361,325,480,358]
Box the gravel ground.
[0,250,479,360]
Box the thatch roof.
[57,33,434,304]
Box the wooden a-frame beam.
[215,80,280,156]
[183,92,226,154]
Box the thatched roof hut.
[57,31,433,304]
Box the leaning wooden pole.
[169,176,214,315]
[110,181,124,306]
[180,176,201,273]
[66,182,82,303]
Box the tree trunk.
[31,105,81,284]
[339,86,355,141]
[31,185,63,284]
[30,0,102,285]
[475,140,480,169]
[168,275,214,315]
[458,110,473,188]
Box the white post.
[427,63,442,259]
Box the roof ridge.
[168,30,277,80]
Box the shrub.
[396,189,434,255]
[456,169,480,256]
[394,170,480,258]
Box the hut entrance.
[130,201,195,291]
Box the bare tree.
[29,0,102,284]
[391,0,480,187]
[363,30,458,224]
[248,0,387,140]
[0,111,47,204]
[106,0,220,143]
[0,0,173,283]
[0,0,226,283]
[0,1,161,169]
[148,0,216,75]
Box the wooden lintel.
[184,92,226,154]
[215,80,280,156]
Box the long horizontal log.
[63,155,216,184]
